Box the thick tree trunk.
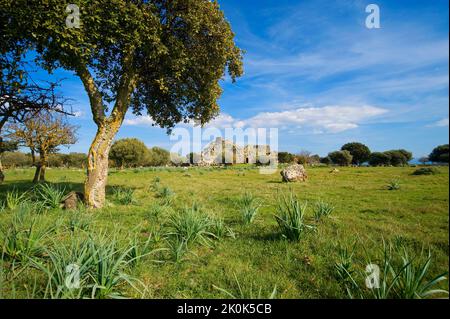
[84,124,119,208]
[33,153,47,183]
[0,158,4,184]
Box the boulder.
[280,164,307,182]
[62,191,85,210]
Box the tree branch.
[75,64,105,126]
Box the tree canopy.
[341,142,371,165]
[429,144,449,163]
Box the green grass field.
[0,165,448,298]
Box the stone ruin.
[196,137,278,166]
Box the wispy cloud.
[427,118,449,127]
[125,105,387,134]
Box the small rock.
[62,191,85,210]
[330,168,340,173]
[280,164,307,182]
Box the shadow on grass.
[0,180,131,202]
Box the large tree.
[341,142,371,165]
[2,0,243,207]
[429,144,449,163]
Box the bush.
[328,150,353,166]
[320,156,332,165]
[429,144,449,163]
[112,187,136,205]
[341,142,371,165]
[412,167,440,175]
[1,151,32,168]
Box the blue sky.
[31,0,449,158]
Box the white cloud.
[124,116,155,126]
[428,118,449,127]
[124,105,387,134]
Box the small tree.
[328,150,353,166]
[429,144,449,164]
[278,152,295,164]
[109,138,149,169]
[8,112,77,182]
[341,142,371,165]
[320,156,332,165]
[368,152,391,166]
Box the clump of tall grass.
[5,188,28,210]
[313,200,334,221]
[67,212,92,232]
[157,186,175,206]
[167,206,216,247]
[387,180,401,190]
[34,183,66,209]
[237,192,261,224]
[213,274,277,299]
[335,240,448,299]
[112,187,136,205]
[412,167,440,176]
[166,236,189,263]
[274,192,315,241]
[32,233,149,299]
[1,208,55,264]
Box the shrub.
[341,142,371,165]
[328,150,353,166]
[274,193,315,241]
[237,192,261,224]
[412,167,440,176]
[34,183,66,209]
[313,200,334,221]
[429,144,449,163]
[146,147,170,166]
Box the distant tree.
[278,152,296,164]
[0,140,17,183]
[368,152,391,166]
[296,150,312,165]
[320,156,332,165]
[384,150,408,166]
[110,138,149,169]
[397,149,413,162]
[341,142,371,165]
[62,153,88,168]
[429,144,449,163]
[328,150,353,166]
[1,151,32,168]
[8,112,78,182]
[147,147,170,167]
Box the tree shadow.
[0,180,125,201]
